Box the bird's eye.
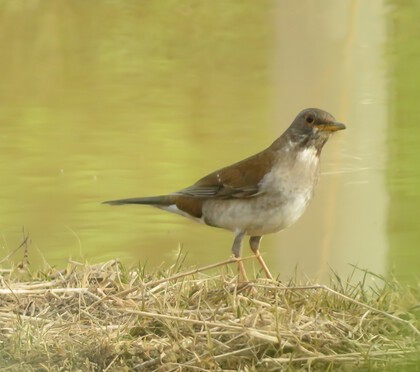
[306,115,314,124]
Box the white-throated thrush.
[104,108,346,281]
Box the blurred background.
[0,1,418,285]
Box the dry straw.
[0,254,419,371]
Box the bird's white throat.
[297,146,318,164]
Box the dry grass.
[0,255,419,371]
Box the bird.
[104,108,345,281]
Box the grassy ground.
[0,254,419,371]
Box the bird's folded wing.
[174,149,276,199]
[176,183,260,199]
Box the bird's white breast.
[259,145,319,193]
[202,146,321,235]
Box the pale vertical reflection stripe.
[273,0,388,282]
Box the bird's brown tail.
[103,195,172,206]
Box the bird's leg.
[249,236,273,280]
[231,231,248,282]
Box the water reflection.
[0,1,418,285]
[387,0,420,283]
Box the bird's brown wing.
[174,148,276,200]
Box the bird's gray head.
[285,108,346,152]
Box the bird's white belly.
[202,190,313,235]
